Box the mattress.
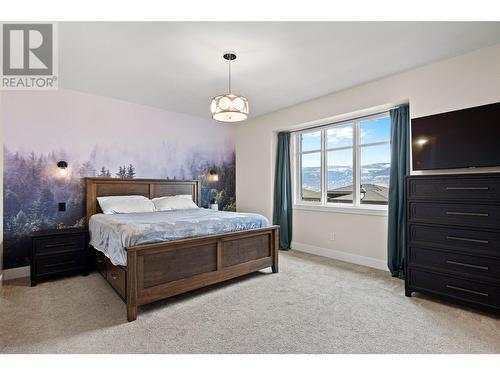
[89,208,270,266]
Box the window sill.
[293,203,388,217]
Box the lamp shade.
[207,169,219,183]
[211,94,249,122]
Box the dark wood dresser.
[406,173,500,313]
[31,228,89,286]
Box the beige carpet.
[1,250,499,353]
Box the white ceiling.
[59,22,500,119]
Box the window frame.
[293,111,390,215]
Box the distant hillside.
[302,162,390,193]
[301,163,390,204]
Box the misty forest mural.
[2,89,236,269]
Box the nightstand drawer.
[34,234,86,255]
[34,251,85,276]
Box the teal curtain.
[273,132,292,250]
[388,105,410,278]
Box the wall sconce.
[57,160,68,176]
[207,169,219,183]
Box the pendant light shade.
[210,52,249,123]
[210,94,249,122]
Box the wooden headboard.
[85,178,200,223]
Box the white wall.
[236,43,500,268]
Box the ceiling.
[59,22,500,119]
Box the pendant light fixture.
[210,51,249,123]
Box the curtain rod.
[289,105,404,134]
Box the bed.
[85,178,279,321]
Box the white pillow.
[152,195,198,211]
[97,195,155,214]
[177,194,194,200]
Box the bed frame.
[85,177,279,321]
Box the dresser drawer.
[408,223,500,257]
[408,268,500,310]
[107,262,126,300]
[408,176,500,203]
[34,251,85,276]
[408,201,500,230]
[34,234,86,255]
[408,246,500,282]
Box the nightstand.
[30,228,89,286]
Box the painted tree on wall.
[116,166,126,178]
[115,165,136,179]
[126,164,136,179]
[98,166,111,177]
[78,161,96,177]
[196,154,236,211]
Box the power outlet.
[329,232,335,241]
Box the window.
[296,113,391,209]
[299,131,322,202]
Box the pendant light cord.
[228,57,232,93]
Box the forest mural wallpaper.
[2,89,236,269]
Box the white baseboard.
[3,266,30,280]
[291,241,388,271]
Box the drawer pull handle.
[446,260,489,270]
[45,261,76,268]
[446,186,489,191]
[110,273,119,280]
[446,211,489,217]
[97,258,103,263]
[44,242,77,249]
[446,284,489,297]
[446,235,489,244]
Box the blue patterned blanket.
[89,209,270,266]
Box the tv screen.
[411,102,500,171]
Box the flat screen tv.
[411,102,500,171]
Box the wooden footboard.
[126,226,279,321]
